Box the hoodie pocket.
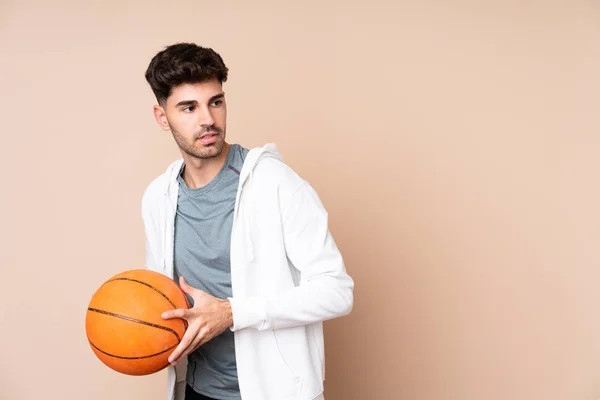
[272,330,300,378]
[266,330,302,397]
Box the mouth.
[200,130,218,138]
[198,131,219,145]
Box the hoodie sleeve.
[229,179,354,331]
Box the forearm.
[229,274,354,331]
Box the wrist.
[221,299,233,328]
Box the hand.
[161,276,233,366]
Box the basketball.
[85,269,190,376]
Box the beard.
[171,125,226,160]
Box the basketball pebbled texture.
[85,269,190,375]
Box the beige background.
[1,1,600,399]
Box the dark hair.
[145,42,229,104]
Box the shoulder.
[141,175,164,209]
[254,156,303,185]
[141,159,183,213]
[252,157,329,220]
[241,143,308,198]
[250,157,313,211]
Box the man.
[141,42,354,400]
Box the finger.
[161,308,190,320]
[168,324,199,364]
[172,329,206,364]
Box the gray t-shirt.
[174,144,248,400]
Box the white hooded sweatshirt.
[141,143,354,400]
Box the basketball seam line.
[87,307,182,342]
[88,340,177,360]
[106,277,178,309]
[105,277,189,329]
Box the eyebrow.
[175,93,225,108]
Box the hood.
[161,142,283,196]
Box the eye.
[183,105,196,113]
[211,100,223,107]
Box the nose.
[197,105,215,128]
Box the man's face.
[154,79,227,160]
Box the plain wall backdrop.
[1,1,600,399]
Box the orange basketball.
[85,269,190,376]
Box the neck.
[181,142,230,189]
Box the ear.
[153,104,171,131]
